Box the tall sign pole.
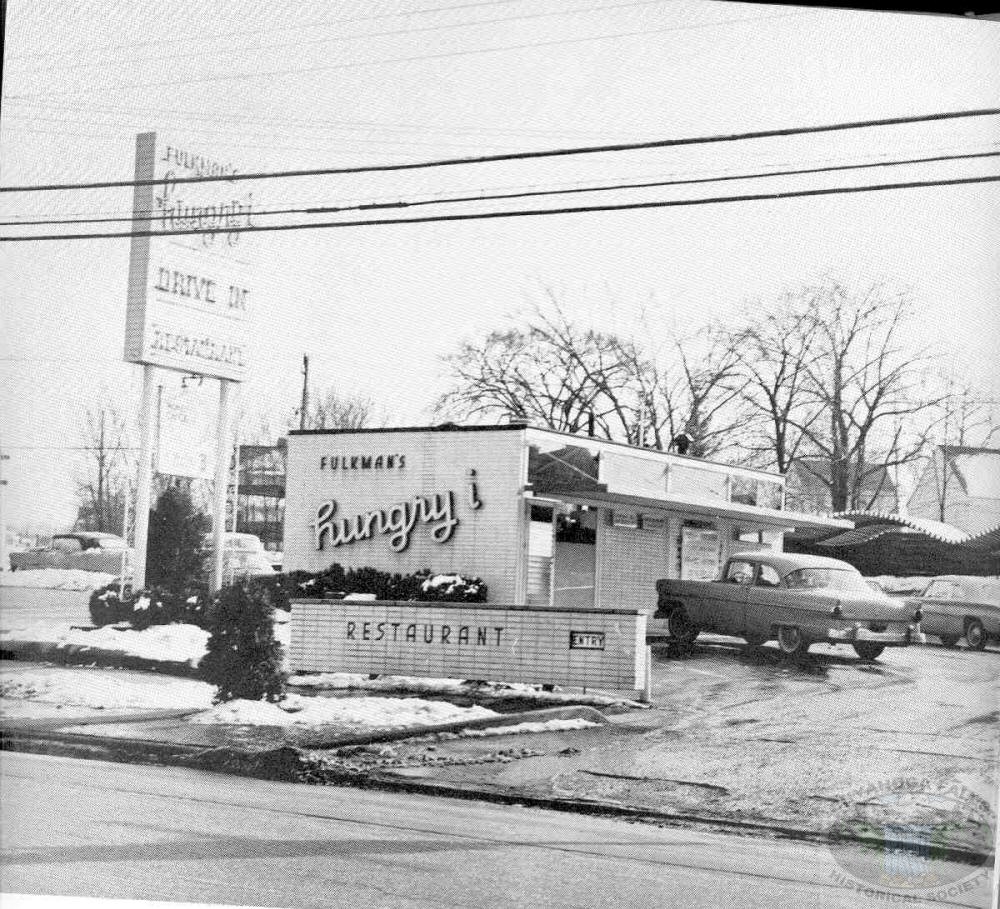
[123,131,253,594]
[209,379,237,593]
[132,364,156,589]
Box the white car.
[10,532,133,574]
[209,532,277,579]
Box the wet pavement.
[313,635,999,854]
[2,631,997,860]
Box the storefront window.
[757,479,784,510]
[731,476,757,506]
[555,505,597,544]
[670,464,728,500]
[526,442,601,496]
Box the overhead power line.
[9,8,810,98]
[3,107,998,195]
[14,0,674,75]
[4,173,997,242]
[5,0,526,61]
[2,149,997,229]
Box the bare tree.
[660,329,745,459]
[783,279,947,512]
[437,303,643,441]
[725,294,823,473]
[297,387,377,431]
[438,299,746,456]
[74,405,132,533]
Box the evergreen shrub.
[200,581,287,703]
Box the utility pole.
[299,354,309,430]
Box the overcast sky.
[1,1,998,530]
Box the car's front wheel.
[965,619,987,651]
[667,606,700,645]
[852,642,885,662]
[776,625,809,656]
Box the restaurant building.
[283,423,850,610]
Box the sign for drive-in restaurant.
[124,133,253,381]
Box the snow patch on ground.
[188,693,498,728]
[456,718,599,737]
[0,569,116,590]
[0,621,210,665]
[1,668,215,714]
[289,672,639,707]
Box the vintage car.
[213,532,277,580]
[9,532,133,574]
[654,551,925,660]
[907,576,1000,650]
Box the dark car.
[654,551,925,661]
[9,532,133,574]
[907,576,1000,650]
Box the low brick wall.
[290,599,647,692]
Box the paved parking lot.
[328,633,999,857]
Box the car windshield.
[784,568,873,594]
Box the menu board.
[681,527,721,580]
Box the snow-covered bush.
[419,573,486,602]
[88,582,209,630]
[276,564,487,603]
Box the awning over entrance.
[540,487,853,533]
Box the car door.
[744,561,782,638]
[707,559,754,635]
[919,580,963,639]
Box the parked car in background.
[9,532,133,574]
[209,532,277,580]
[654,552,925,661]
[907,576,1000,650]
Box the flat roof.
[288,422,527,436]
[287,421,784,480]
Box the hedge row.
[88,565,487,629]
[279,565,487,603]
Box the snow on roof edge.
[832,510,971,545]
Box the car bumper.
[826,624,925,646]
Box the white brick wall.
[596,509,671,612]
[291,599,647,691]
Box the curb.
[0,640,199,677]
[0,716,991,869]
[293,704,610,749]
[339,774,996,869]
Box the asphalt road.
[2,752,994,909]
